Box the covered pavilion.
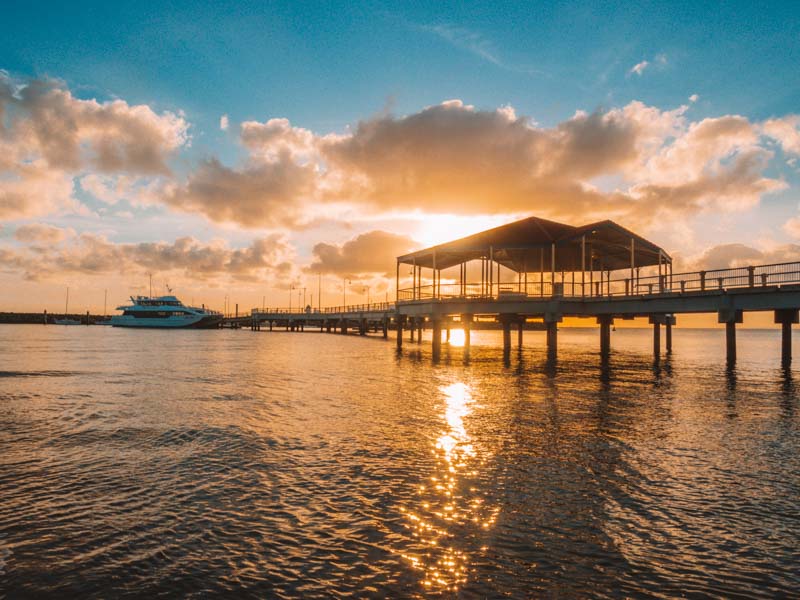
[396,216,672,301]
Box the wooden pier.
[237,216,800,367]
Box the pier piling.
[774,309,798,364]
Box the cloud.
[307,230,419,278]
[0,74,188,219]
[171,98,788,230]
[161,154,316,228]
[220,114,229,131]
[1,233,295,282]
[423,24,502,66]
[14,223,70,244]
[629,60,650,76]
[693,242,800,270]
[763,115,800,155]
[689,94,699,103]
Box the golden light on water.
[447,328,466,347]
[400,382,498,592]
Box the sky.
[1,0,799,318]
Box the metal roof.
[397,216,670,272]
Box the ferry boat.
[110,296,223,329]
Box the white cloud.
[220,114,229,131]
[629,60,650,76]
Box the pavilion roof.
[397,216,669,272]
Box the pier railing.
[397,261,800,302]
[251,302,395,316]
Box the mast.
[65,287,69,317]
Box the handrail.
[250,302,396,316]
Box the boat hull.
[109,314,222,329]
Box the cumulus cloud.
[307,230,418,278]
[173,98,790,230]
[0,73,188,219]
[161,154,316,228]
[763,115,800,155]
[1,233,294,282]
[693,243,800,270]
[14,223,70,244]
[220,114,229,131]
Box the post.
[396,260,400,302]
[630,238,635,293]
[501,316,512,356]
[432,317,442,360]
[416,318,423,344]
[582,235,586,297]
[545,313,561,360]
[396,315,405,349]
[432,250,437,299]
[410,318,415,342]
[726,322,736,363]
[462,314,472,356]
[43,309,47,325]
[550,243,556,295]
[598,315,612,358]
[653,322,661,362]
[666,322,672,353]
[718,309,742,363]
[489,246,494,297]
[546,321,558,360]
[774,309,798,364]
[382,317,388,339]
[517,318,524,348]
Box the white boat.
[109,295,222,329]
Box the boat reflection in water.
[400,381,498,592]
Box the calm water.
[0,324,798,598]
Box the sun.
[415,214,515,247]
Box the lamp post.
[289,286,295,312]
[343,278,350,307]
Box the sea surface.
[0,324,798,598]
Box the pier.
[238,216,800,366]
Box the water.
[1,324,798,598]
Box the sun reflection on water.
[400,382,498,592]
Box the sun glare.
[415,214,514,247]
[447,328,466,347]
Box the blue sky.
[1,1,799,311]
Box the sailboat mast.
[65,287,69,317]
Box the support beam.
[598,315,613,357]
[500,315,513,356]
[545,313,561,360]
[726,321,736,363]
[396,315,405,349]
[666,322,672,353]
[774,309,798,364]
[718,309,743,363]
[432,318,442,360]
[653,322,661,362]
[462,314,473,357]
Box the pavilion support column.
[432,317,442,361]
[383,317,389,339]
[718,309,743,364]
[417,318,423,344]
[446,324,451,343]
[359,318,367,336]
[518,318,524,348]
[545,313,561,361]
[774,309,798,365]
[409,318,415,342]
[598,315,613,358]
[396,315,405,350]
